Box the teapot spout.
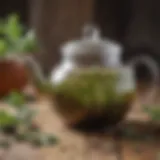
[24,56,46,85]
[50,59,76,85]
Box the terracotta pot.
[0,59,29,97]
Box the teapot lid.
[81,24,101,41]
[61,24,106,58]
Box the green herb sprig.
[0,13,39,57]
[0,91,58,148]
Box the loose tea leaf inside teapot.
[53,67,136,108]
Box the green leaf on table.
[143,105,160,122]
[0,111,18,128]
[30,132,58,147]
[5,91,26,108]
[0,139,11,148]
[17,107,37,127]
[15,131,58,147]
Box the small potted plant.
[0,13,39,97]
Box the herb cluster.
[0,13,39,57]
[53,68,135,108]
[0,91,58,148]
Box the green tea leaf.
[4,13,23,42]
[0,111,18,128]
[5,91,26,108]
[0,13,39,57]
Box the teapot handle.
[82,24,101,40]
[128,55,159,105]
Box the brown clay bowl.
[0,59,29,97]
